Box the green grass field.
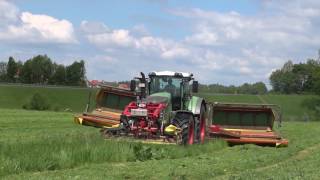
[0,84,96,112]
[1,108,320,179]
[198,93,320,121]
[1,85,320,179]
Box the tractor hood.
[146,92,171,104]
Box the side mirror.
[130,80,136,91]
[192,81,198,93]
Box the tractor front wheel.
[172,112,195,145]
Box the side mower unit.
[207,102,288,147]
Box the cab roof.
[149,71,193,78]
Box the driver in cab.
[164,78,176,94]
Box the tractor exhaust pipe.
[140,72,146,99]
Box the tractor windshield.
[149,76,182,97]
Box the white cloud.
[95,55,118,64]
[132,24,149,36]
[0,0,18,24]
[83,21,190,60]
[239,66,252,75]
[81,0,320,84]
[161,47,190,59]
[87,29,135,48]
[80,21,110,34]
[2,0,320,85]
[164,2,320,84]
[185,30,219,45]
[173,6,320,52]
[0,1,76,44]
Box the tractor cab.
[146,71,198,111]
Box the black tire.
[172,112,195,145]
[196,104,206,143]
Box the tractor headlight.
[138,103,146,108]
[128,119,134,126]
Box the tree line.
[0,55,86,86]
[199,82,268,95]
[269,59,320,94]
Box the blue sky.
[1,0,320,85]
[15,0,258,38]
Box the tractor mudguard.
[171,110,195,125]
[174,110,194,117]
[187,96,205,115]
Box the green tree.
[4,55,88,86]
[239,83,251,94]
[6,57,18,82]
[20,59,32,83]
[312,65,320,95]
[30,55,53,84]
[270,57,320,94]
[0,62,7,82]
[252,82,268,94]
[50,64,66,85]
[270,69,282,92]
[15,61,23,82]
[270,61,300,94]
[282,60,294,72]
[66,60,86,86]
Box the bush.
[23,93,50,111]
[302,98,320,119]
[52,105,61,112]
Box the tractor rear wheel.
[172,112,195,145]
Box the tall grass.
[0,137,226,177]
[0,127,226,177]
[0,133,133,176]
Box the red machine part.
[209,124,288,147]
[122,101,167,136]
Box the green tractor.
[100,71,206,145]
[75,71,288,146]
